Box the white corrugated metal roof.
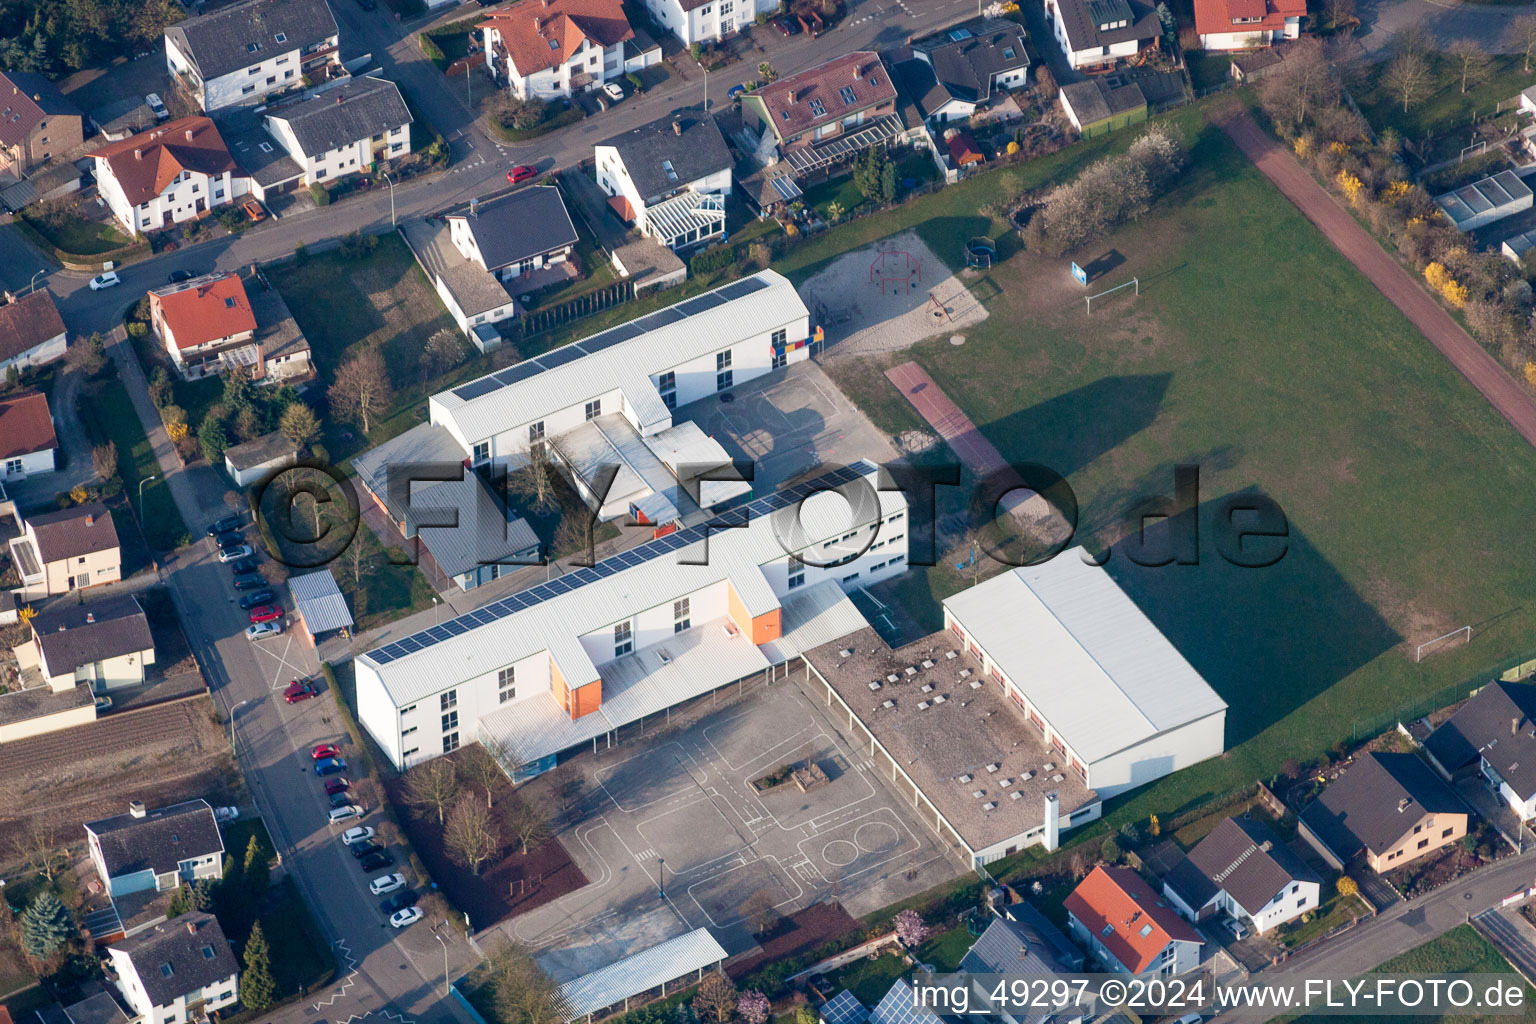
[288,570,353,633]
[558,929,728,1020]
[598,617,770,722]
[641,421,751,508]
[478,689,612,765]
[760,580,869,664]
[941,549,1225,762]
[429,270,807,447]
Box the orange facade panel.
[750,608,782,645]
[571,679,603,719]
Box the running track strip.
[1215,106,1536,451]
[885,362,1028,491]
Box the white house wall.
[2,447,55,480]
[0,332,66,375]
[167,35,312,111]
[355,661,405,766]
[1085,711,1226,798]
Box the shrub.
[690,42,703,61]
[626,71,643,93]
[309,183,331,207]
[419,32,445,64]
[126,320,148,339]
[690,243,736,276]
[294,242,308,263]
[339,231,379,259]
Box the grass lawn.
[829,949,909,1005]
[22,206,135,256]
[1354,54,1535,157]
[915,923,975,971]
[258,877,337,998]
[0,946,33,999]
[77,378,190,553]
[1274,887,1366,948]
[805,103,1536,852]
[1188,52,1234,91]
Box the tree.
[1447,39,1492,95]
[1383,51,1433,113]
[693,971,737,1024]
[328,349,393,434]
[1257,37,1337,130]
[1335,875,1359,899]
[458,743,506,809]
[233,405,262,443]
[242,921,277,1011]
[4,364,19,390]
[198,415,230,463]
[508,795,551,855]
[341,531,374,590]
[421,329,466,384]
[405,759,460,824]
[278,401,321,449]
[148,366,173,408]
[742,889,779,937]
[737,991,769,1024]
[167,878,214,918]
[550,764,584,811]
[510,445,561,514]
[243,834,271,897]
[21,892,72,965]
[11,819,65,881]
[826,201,845,224]
[481,940,564,1024]
[894,908,928,947]
[66,332,107,376]
[444,796,500,874]
[1100,836,1123,863]
[1322,0,1354,30]
[1512,14,1536,72]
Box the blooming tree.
[738,990,770,1024]
[895,908,929,947]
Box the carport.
[288,570,353,645]
[557,928,727,1022]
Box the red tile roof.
[1192,0,1304,36]
[87,117,238,206]
[152,273,257,350]
[751,51,895,141]
[0,389,57,460]
[480,0,633,78]
[1064,865,1201,974]
[0,289,66,363]
[947,131,985,166]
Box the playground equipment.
[870,250,921,294]
[965,237,996,269]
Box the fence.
[1344,647,1536,743]
[785,932,901,983]
[518,280,636,337]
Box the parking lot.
[680,360,898,493]
[499,674,961,982]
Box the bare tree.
[1383,51,1434,113]
[509,444,561,514]
[328,349,393,434]
[741,889,779,937]
[1513,13,1536,72]
[91,441,118,481]
[420,329,467,384]
[404,758,460,825]
[66,333,107,376]
[340,531,373,590]
[1390,24,1434,63]
[1257,37,1339,128]
[481,940,565,1024]
[11,819,64,882]
[1447,39,1492,94]
[444,796,500,874]
[693,971,737,1024]
[549,764,584,811]
[457,743,506,809]
[508,795,551,855]
[1322,0,1354,30]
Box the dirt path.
[1214,107,1536,451]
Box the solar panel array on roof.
[539,345,586,369]
[452,377,503,401]
[718,277,770,301]
[364,462,872,666]
[495,363,543,385]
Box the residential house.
[400,217,520,340]
[33,988,133,1024]
[740,51,907,177]
[636,0,779,46]
[0,71,85,180]
[148,269,312,384]
[1065,865,1202,976]
[906,20,1030,126]
[0,289,69,375]
[164,0,341,112]
[448,186,578,283]
[1161,815,1320,934]
[1058,76,1148,137]
[85,800,225,897]
[0,389,57,482]
[17,593,154,692]
[1044,0,1162,70]
[262,75,412,188]
[88,118,245,236]
[1424,681,1536,820]
[595,109,731,251]
[105,912,239,1024]
[9,503,121,599]
[224,431,300,487]
[1299,752,1470,874]
[959,916,1076,1024]
[244,266,314,382]
[1193,0,1303,51]
[480,0,634,101]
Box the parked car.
[214,529,244,547]
[146,93,167,119]
[389,907,422,929]
[349,840,384,859]
[330,806,365,825]
[246,621,283,640]
[283,680,319,703]
[314,757,347,776]
[208,515,243,537]
[379,890,419,914]
[324,778,350,796]
[238,590,276,610]
[89,272,121,290]
[228,555,260,574]
[341,826,375,845]
[1224,918,1249,941]
[247,605,281,624]
[213,806,238,823]
[312,743,341,760]
[774,16,800,35]
[94,695,113,713]
[169,269,198,284]
[602,81,624,102]
[507,165,538,185]
[232,572,264,590]
[328,791,354,809]
[219,544,254,563]
[370,872,407,896]
[359,850,394,871]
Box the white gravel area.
[798,230,989,361]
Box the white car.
[370,872,407,895]
[89,271,121,290]
[246,620,283,640]
[389,907,423,929]
[146,93,168,119]
[602,81,624,102]
[328,804,364,824]
[340,825,375,845]
[219,544,254,563]
[213,806,239,823]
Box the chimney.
[533,15,543,31]
[470,197,479,218]
[129,800,147,818]
[854,64,862,79]
[134,148,143,160]
[86,612,95,624]
[336,94,344,104]
[1515,717,1522,737]
[1397,797,1411,813]
[672,119,682,136]
[1042,792,1060,852]
[86,513,94,526]
[186,128,195,141]
[185,920,198,935]
[788,88,797,103]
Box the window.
[160,964,175,977]
[717,351,732,370]
[808,98,826,117]
[275,32,287,42]
[1413,823,1422,834]
[1417,838,1429,849]
[1291,883,1300,893]
[402,726,417,737]
[390,142,403,153]
[788,557,805,589]
[614,621,633,657]
[673,597,690,632]
[278,55,289,64]
[214,189,224,199]
[839,85,857,105]
[442,710,458,731]
[473,441,490,464]
[499,666,516,703]
[585,399,601,420]
[249,66,261,75]
[1442,827,1454,838]
[403,746,420,757]
[285,69,295,79]
[1100,924,1114,938]
[441,690,458,710]
[716,370,733,391]
[842,572,860,583]
[657,370,675,392]
[3,458,19,475]
[443,732,460,753]
[401,704,416,714]
[242,84,256,95]
[770,326,788,348]
[202,946,216,959]
[1296,896,1308,909]
[771,349,787,370]
[315,168,326,178]
[529,421,545,443]
[1138,923,1154,938]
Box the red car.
[283,680,319,704]
[312,743,342,760]
[247,606,281,623]
[508,165,538,185]
[325,778,350,795]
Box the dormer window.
[202,946,216,959]
[247,42,260,53]
[160,964,174,977]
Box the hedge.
[488,104,583,142]
[689,243,735,276]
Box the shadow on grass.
[979,372,1174,482]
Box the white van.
[328,804,364,823]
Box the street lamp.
[27,269,45,294]
[381,170,396,228]
[658,857,665,900]
[434,933,449,997]
[138,474,159,512]
[432,596,439,624]
[229,699,250,755]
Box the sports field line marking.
[593,740,708,812]
[685,853,806,929]
[795,807,927,886]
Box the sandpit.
[798,231,989,360]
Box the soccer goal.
[1085,277,1139,314]
[1416,626,1472,663]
